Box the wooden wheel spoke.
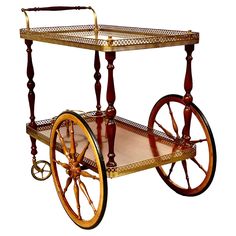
[190,139,207,144]
[63,177,72,195]
[167,102,180,138]
[81,170,100,180]
[154,120,175,140]
[73,179,82,219]
[70,121,76,159]
[55,160,70,170]
[190,157,207,174]
[56,129,70,160]
[75,142,90,165]
[167,162,176,179]
[66,120,70,137]
[181,160,191,189]
[79,179,97,214]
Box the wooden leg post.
[94,50,102,115]
[182,44,194,143]
[105,52,117,167]
[25,39,37,161]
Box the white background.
[1,0,235,235]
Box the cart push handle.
[22,6,91,11]
[21,6,98,32]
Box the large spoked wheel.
[50,111,107,229]
[148,94,216,196]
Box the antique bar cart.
[20,6,216,229]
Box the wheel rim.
[148,95,216,196]
[50,111,107,229]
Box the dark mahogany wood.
[182,44,194,143]
[94,51,102,115]
[96,116,103,150]
[25,40,36,128]
[105,52,117,167]
[21,6,90,12]
[30,137,37,161]
[25,39,38,158]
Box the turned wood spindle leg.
[25,39,37,161]
[105,52,117,167]
[94,51,102,115]
[96,116,103,150]
[182,44,194,143]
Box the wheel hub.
[67,159,82,179]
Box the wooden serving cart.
[20,6,216,229]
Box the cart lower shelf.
[26,112,196,178]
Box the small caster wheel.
[31,160,52,181]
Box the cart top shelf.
[20,24,199,52]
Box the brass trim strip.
[106,147,196,178]
[20,24,199,52]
